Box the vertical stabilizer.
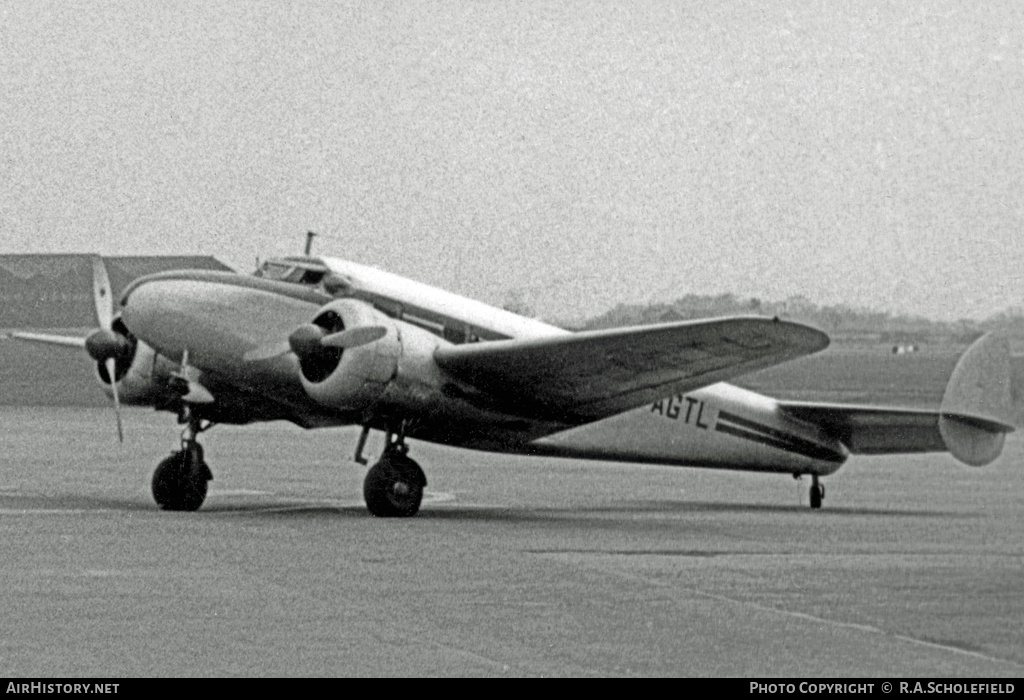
[938,334,1014,466]
[1011,353,1024,428]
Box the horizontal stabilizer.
[778,403,948,454]
[779,334,1015,467]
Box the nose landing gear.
[152,415,213,511]
[363,427,426,518]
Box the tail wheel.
[809,476,824,510]
[364,452,425,518]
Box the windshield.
[255,261,293,280]
[255,259,327,285]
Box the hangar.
[0,254,232,329]
[1,254,231,406]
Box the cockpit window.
[297,268,326,284]
[255,259,328,286]
[255,262,293,280]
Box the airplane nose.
[120,277,170,335]
[117,270,321,367]
[118,275,216,359]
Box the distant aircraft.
[10,255,1018,515]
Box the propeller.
[319,324,388,349]
[243,324,387,363]
[83,256,126,443]
[105,357,123,443]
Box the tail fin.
[1012,353,1024,428]
[939,333,1015,466]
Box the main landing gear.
[152,415,213,511]
[361,426,427,518]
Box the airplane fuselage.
[118,260,848,478]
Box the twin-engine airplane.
[11,255,1019,516]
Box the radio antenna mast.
[304,231,318,256]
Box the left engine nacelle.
[298,299,402,411]
[94,323,170,406]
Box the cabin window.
[443,324,471,344]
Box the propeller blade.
[105,358,124,443]
[320,326,387,349]
[242,341,292,363]
[243,324,386,362]
[94,257,125,443]
[91,256,114,330]
[9,331,87,348]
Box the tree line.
[574,293,1024,345]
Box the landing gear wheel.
[363,451,426,518]
[152,443,210,511]
[809,475,824,510]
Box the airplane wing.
[434,316,829,422]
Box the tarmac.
[0,406,1021,677]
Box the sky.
[2,1,1022,324]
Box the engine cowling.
[297,299,402,411]
[94,331,170,406]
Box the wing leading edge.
[435,316,829,422]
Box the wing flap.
[435,316,828,421]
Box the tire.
[809,483,823,510]
[363,453,425,518]
[152,448,209,512]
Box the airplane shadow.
[202,503,367,518]
[195,497,968,522]
[591,499,969,518]
[0,493,368,518]
[416,498,966,522]
[0,493,154,512]
[8,494,965,522]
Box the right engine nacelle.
[298,299,402,412]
